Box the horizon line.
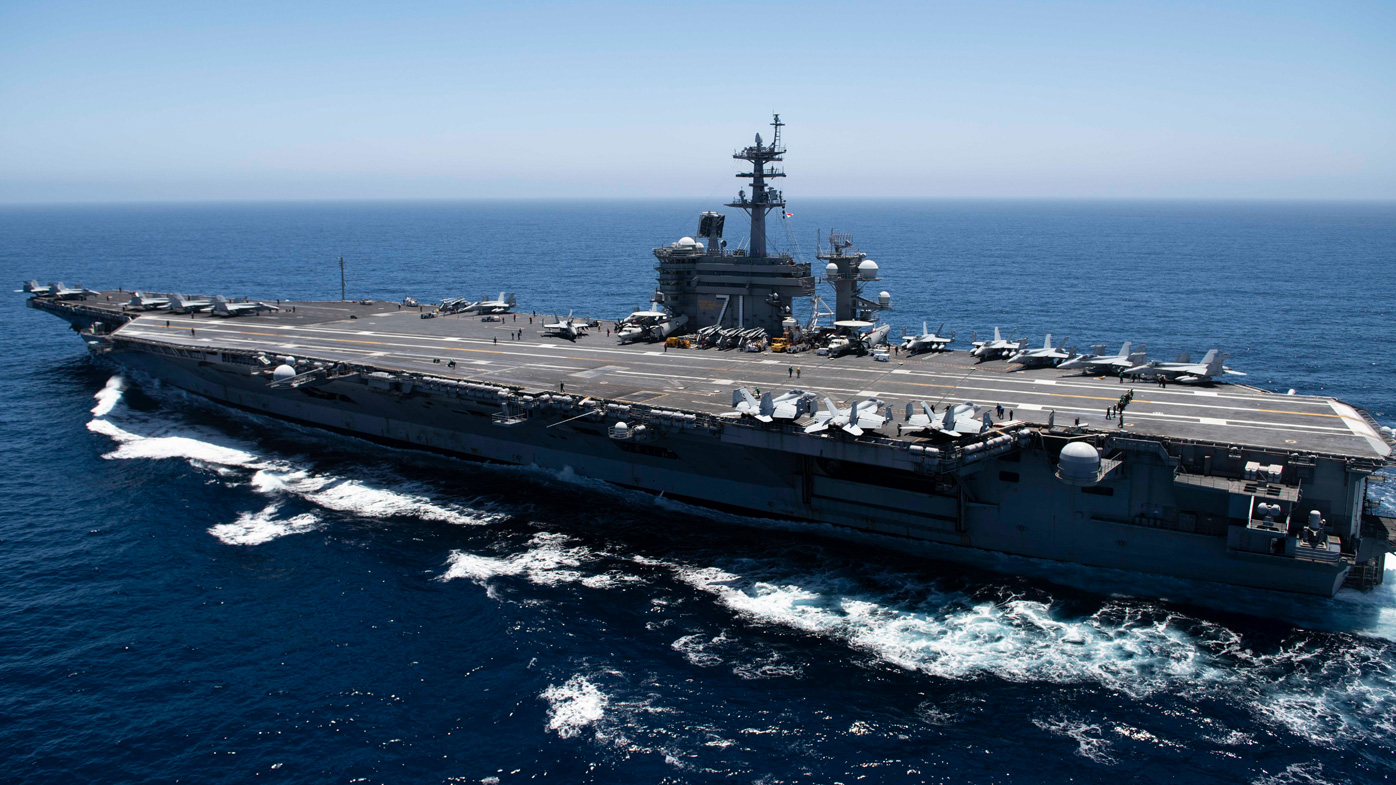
[3,195,1396,209]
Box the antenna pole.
[339,256,346,301]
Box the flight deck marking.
[120,326,1356,433]
[570,365,627,379]
[123,326,1359,426]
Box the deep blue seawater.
[1,200,1394,784]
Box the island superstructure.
[653,115,815,336]
[23,117,1395,598]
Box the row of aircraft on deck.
[894,322,1243,384]
[22,282,279,317]
[729,388,994,440]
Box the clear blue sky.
[2,0,1392,202]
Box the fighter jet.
[899,401,991,439]
[122,292,170,311]
[211,295,280,318]
[1123,350,1246,383]
[47,282,99,300]
[803,397,889,437]
[22,280,53,295]
[1058,342,1146,375]
[540,311,587,341]
[168,294,213,313]
[900,322,954,354]
[970,327,1022,360]
[464,292,517,315]
[730,388,815,422]
[1007,334,1074,368]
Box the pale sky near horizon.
[2,1,1393,203]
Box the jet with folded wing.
[211,295,280,317]
[730,388,815,422]
[47,282,99,300]
[465,292,517,314]
[1058,342,1146,375]
[970,327,1021,360]
[122,291,170,311]
[803,397,889,437]
[540,311,587,341]
[1123,349,1245,383]
[1007,334,1074,368]
[899,400,991,439]
[168,293,213,313]
[900,322,954,354]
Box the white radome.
[1058,441,1101,484]
[273,364,296,381]
[858,259,879,279]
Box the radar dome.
[1057,441,1101,485]
[825,262,839,277]
[878,291,891,308]
[273,364,296,382]
[858,259,879,280]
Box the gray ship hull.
[98,336,1354,598]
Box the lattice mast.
[726,114,786,258]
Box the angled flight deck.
[105,296,1388,460]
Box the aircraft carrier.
[24,117,1395,598]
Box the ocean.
[1,199,1393,784]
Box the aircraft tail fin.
[759,392,774,419]
[1117,341,1131,358]
[1043,334,1052,350]
[993,326,1002,341]
[921,401,935,420]
[822,397,839,418]
[1176,352,1191,363]
[1203,350,1226,376]
[905,401,915,421]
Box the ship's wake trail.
[665,553,1396,758]
[86,375,499,545]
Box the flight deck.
[91,294,1390,461]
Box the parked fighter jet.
[1058,342,1146,375]
[804,397,889,437]
[47,282,99,300]
[168,294,213,313]
[970,327,1022,360]
[22,280,53,295]
[1007,334,1074,368]
[899,401,991,439]
[1123,350,1245,383]
[465,292,517,315]
[901,322,954,354]
[211,295,280,317]
[541,311,587,341]
[730,388,815,422]
[122,292,170,311]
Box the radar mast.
[726,114,786,258]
